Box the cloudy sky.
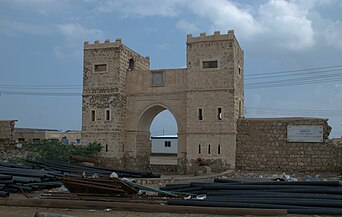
[1,0,342,137]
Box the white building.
[151,135,177,154]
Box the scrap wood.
[60,176,138,195]
[35,212,77,217]
[0,198,288,216]
[40,192,172,204]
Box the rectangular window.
[105,144,108,152]
[198,144,201,154]
[32,138,40,144]
[151,71,163,86]
[76,139,81,144]
[218,108,222,120]
[238,66,241,76]
[165,141,171,147]
[91,110,96,122]
[94,64,107,72]
[203,60,218,69]
[218,144,221,154]
[208,144,211,154]
[198,108,203,120]
[105,109,111,121]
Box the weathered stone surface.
[236,118,342,172]
[82,31,244,173]
[0,120,16,153]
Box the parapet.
[84,38,123,50]
[187,30,235,44]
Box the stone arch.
[133,102,185,171]
[136,102,182,132]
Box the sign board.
[287,125,323,143]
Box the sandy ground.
[149,155,177,165]
[1,205,339,217]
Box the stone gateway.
[81,30,341,173]
[81,30,244,173]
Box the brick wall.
[236,118,341,172]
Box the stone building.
[82,30,341,173]
[14,128,81,145]
[81,30,244,173]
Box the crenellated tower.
[82,38,149,161]
[185,30,244,170]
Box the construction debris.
[163,179,342,215]
[0,162,62,197]
[0,160,160,197]
[27,160,161,178]
[59,176,138,196]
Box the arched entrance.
[150,110,178,165]
[133,103,185,172]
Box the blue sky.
[0,0,342,137]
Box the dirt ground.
[1,205,339,217]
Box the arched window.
[129,58,135,70]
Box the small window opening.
[129,58,135,70]
[198,144,201,154]
[18,138,25,143]
[106,144,108,152]
[94,64,107,72]
[203,60,218,69]
[105,109,111,121]
[239,100,242,117]
[238,66,241,76]
[151,71,163,86]
[218,108,222,120]
[218,145,221,154]
[91,110,96,122]
[208,144,211,154]
[165,141,171,147]
[198,108,203,120]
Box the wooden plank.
[0,198,287,216]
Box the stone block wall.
[236,118,341,172]
[0,120,16,151]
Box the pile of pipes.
[28,160,161,178]
[163,179,342,215]
[0,160,160,198]
[0,162,62,197]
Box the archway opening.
[150,110,178,165]
[136,105,179,167]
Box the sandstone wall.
[0,120,16,151]
[236,118,341,172]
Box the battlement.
[186,30,235,44]
[84,38,123,50]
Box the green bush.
[23,140,102,162]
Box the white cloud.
[57,23,104,45]
[56,23,103,58]
[184,0,315,51]
[176,20,200,33]
[187,0,261,38]
[257,0,315,50]
[96,0,184,17]
[323,21,342,49]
